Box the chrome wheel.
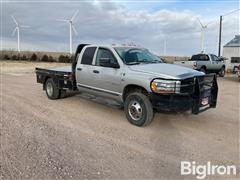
[128,100,143,121]
[46,81,53,97]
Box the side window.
[211,55,218,61]
[211,54,218,61]
[81,47,96,65]
[96,48,118,66]
[213,55,219,61]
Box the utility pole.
[218,15,222,57]
[218,9,239,56]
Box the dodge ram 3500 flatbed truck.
[36,44,218,126]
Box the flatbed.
[36,66,76,92]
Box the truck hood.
[129,63,204,79]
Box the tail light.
[69,72,75,80]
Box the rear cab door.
[75,45,97,89]
[210,54,221,71]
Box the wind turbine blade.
[72,25,78,35]
[12,27,17,36]
[196,17,204,28]
[206,20,215,27]
[20,25,30,28]
[56,19,69,22]
[71,10,79,21]
[11,15,18,26]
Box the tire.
[200,67,206,74]
[219,67,225,77]
[233,67,238,74]
[124,92,154,126]
[45,78,60,100]
[60,89,67,98]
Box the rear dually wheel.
[45,78,60,100]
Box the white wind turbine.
[57,10,79,54]
[11,15,30,52]
[196,18,212,53]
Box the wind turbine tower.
[197,18,212,53]
[57,10,79,54]
[11,15,29,52]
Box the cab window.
[95,48,118,67]
[81,47,96,65]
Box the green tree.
[41,54,49,62]
[12,55,18,60]
[48,55,55,62]
[3,54,10,60]
[21,55,27,60]
[30,53,38,61]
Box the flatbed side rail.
[35,68,75,90]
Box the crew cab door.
[210,54,221,71]
[75,46,97,88]
[91,47,122,95]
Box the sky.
[1,0,239,56]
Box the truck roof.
[83,44,142,49]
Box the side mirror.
[99,58,120,68]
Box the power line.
[222,8,240,17]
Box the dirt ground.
[0,61,239,179]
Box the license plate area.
[201,97,209,106]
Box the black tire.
[60,89,67,98]
[124,92,154,126]
[200,67,206,74]
[219,67,225,77]
[45,78,60,100]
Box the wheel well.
[122,85,149,101]
[200,65,206,70]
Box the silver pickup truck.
[174,53,226,77]
[36,44,218,126]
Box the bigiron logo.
[180,161,237,179]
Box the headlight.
[151,79,181,94]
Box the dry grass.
[0,60,70,74]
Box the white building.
[223,35,240,71]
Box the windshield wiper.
[126,60,161,65]
[126,62,141,65]
[148,60,162,63]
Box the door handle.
[93,70,99,74]
[77,68,82,71]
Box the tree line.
[1,53,74,63]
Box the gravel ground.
[0,62,239,179]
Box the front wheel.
[219,67,225,77]
[124,92,154,126]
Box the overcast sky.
[1,0,239,56]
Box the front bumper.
[150,74,218,114]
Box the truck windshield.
[114,47,163,65]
